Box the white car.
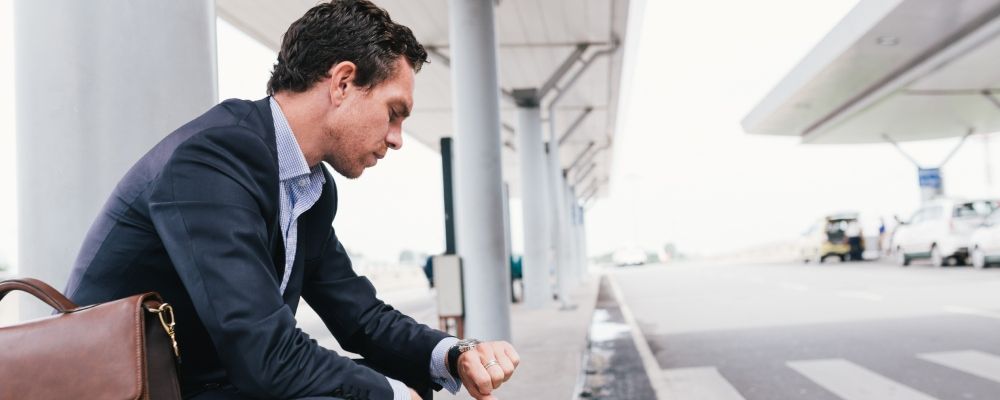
[893,198,998,267]
[970,209,1000,269]
[613,247,647,267]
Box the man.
[64,1,519,399]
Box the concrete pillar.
[580,205,587,275]
[448,0,511,341]
[547,146,573,307]
[514,94,551,309]
[14,0,217,320]
[576,205,590,279]
[564,183,581,286]
[567,187,583,282]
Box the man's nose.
[387,127,403,150]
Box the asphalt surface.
[579,276,657,400]
[609,260,1000,400]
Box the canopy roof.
[743,0,1000,144]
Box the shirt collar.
[270,97,323,182]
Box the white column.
[547,146,574,307]
[448,0,511,341]
[567,187,583,282]
[576,203,588,277]
[14,0,217,320]
[516,100,552,309]
[564,182,581,286]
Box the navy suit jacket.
[65,98,449,399]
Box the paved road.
[610,260,1000,400]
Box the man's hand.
[456,341,520,400]
[408,388,422,400]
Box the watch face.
[457,338,480,352]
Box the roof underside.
[217,0,632,199]
[743,0,1000,144]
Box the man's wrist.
[431,337,461,394]
[447,338,481,379]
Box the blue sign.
[918,168,942,190]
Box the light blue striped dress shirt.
[269,98,461,399]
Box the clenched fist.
[456,341,520,400]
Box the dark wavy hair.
[266,0,428,95]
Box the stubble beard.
[323,127,365,180]
[327,152,364,180]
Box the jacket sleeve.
[302,222,450,393]
[148,128,394,400]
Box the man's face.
[323,57,413,179]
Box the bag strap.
[0,278,79,313]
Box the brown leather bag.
[0,278,182,400]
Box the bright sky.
[3,0,1000,266]
[586,0,1000,256]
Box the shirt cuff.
[387,377,411,400]
[430,336,461,394]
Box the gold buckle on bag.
[149,303,180,359]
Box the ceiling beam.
[558,106,593,146]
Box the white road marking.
[942,306,1000,320]
[836,291,884,301]
[660,367,746,400]
[607,274,668,399]
[918,350,1000,384]
[788,359,939,400]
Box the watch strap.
[447,345,461,379]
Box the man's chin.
[331,163,364,180]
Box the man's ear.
[328,61,357,106]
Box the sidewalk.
[436,277,600,400]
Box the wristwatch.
[447,338,480,379]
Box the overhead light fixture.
[876,35,899,46]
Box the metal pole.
[440,138,457,255]
[566,141,597,172]
[448,0,511,341]
[938,128,975,167]
[14,0,217,320]
[557,107,593,146]
[571,163,597,187]
[881,134,924,168]
[515,94,552,309]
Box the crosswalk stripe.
[788,359,939,400]
[918,350,1000,384]
[660,367,746,400]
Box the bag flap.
[0,293,151,400]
